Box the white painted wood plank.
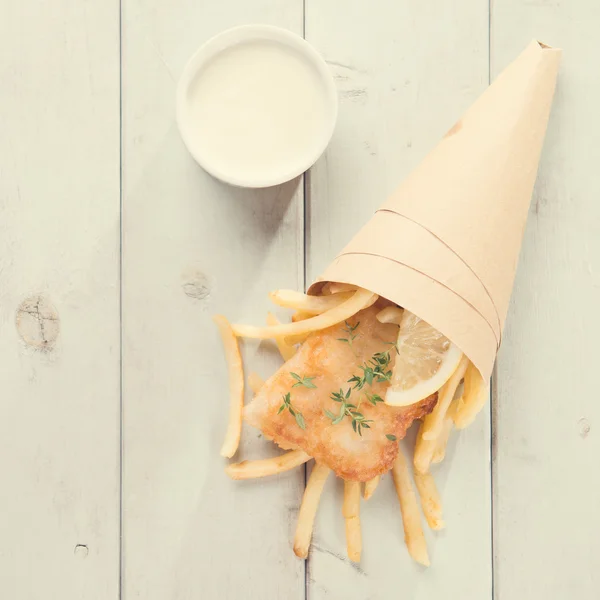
[121,3,306,599]
[492,3,600,598]
[305,2,492,598]
[0,1,120,598]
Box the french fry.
[284,333,311,346]
[266,313,296,361]
[414,472,445,531]
[293,463,331,558]
[213,315,244,458]
[269,289,352,314]
[431,415,453,464]
[343,480,362,562]
[376,306,404,325]
[421,355,470,441]
[285,312,312,345]
[392,445,430,566]
[414,420,437,474]
[225,450,311,480]
[247,371,265,395]
[328,282,357,294]
[453,361,489,429]
[363,475,380,500]
[232,288,377,339]
[292,311,312,322]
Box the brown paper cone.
[309,40,561,380]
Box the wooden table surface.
[1,1,599,598]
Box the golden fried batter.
[244,303,437,481]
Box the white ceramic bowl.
[176,25,338,188]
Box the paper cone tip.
[310,40,561,381]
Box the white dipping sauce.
[183,39,335,185]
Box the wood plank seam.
[119,0,124,599]
[488,3,495,598]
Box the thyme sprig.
[365,391,384,406]
[278,392,306,430]
[337,320,360,350]
[348,350,393,390]
[324,388,373,436]
[322,342,396,437]
[290,372,317,389]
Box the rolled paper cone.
[309,40,561,381]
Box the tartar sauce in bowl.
[177,25,338,188]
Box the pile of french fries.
[214,285,488,565]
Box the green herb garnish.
[365,392,384,406]
[337,320,360,350]
[324,388,374,436]
[325,340,395,438]
[348,350,393,390]
[290,372,317,389]
[278,392,306,430]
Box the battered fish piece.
[244,303,437,481]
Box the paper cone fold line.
[337,250,499,344]
[337,210,501,346]
[309,40,561,382]
[377,208,502,343]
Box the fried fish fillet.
[244,303,437,481]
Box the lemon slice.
[385,310,463,407]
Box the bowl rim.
[176,24,339,188]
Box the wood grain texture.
[304,2,492,598]
[0,0,120,598]
[492,3,600,598]
[3,0,595,598]
[121,2,306,599]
